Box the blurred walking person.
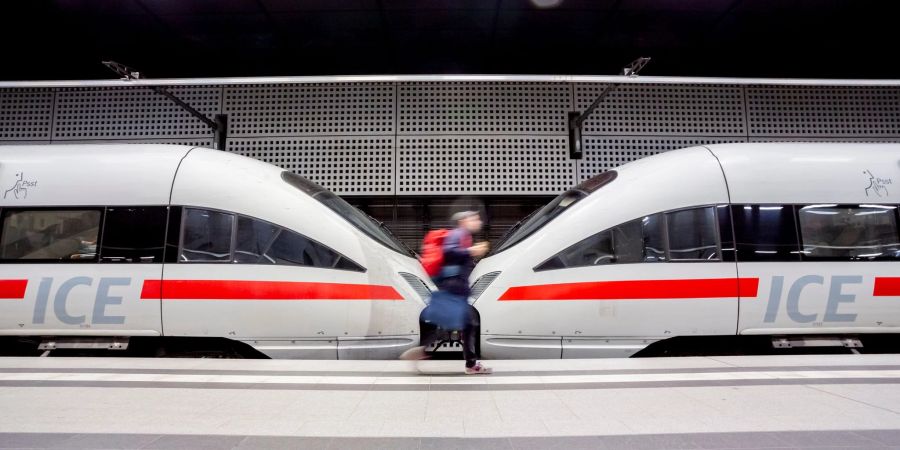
[400,210,492,374]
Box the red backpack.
[420,229,449,277]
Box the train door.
[0,206,167,336]
[158,207,381,358]
[736,204,900,335]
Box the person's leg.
[462,305,479,368]
[462,307,491,374]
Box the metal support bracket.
[771,336,863,349]
[102,61,228,150]
[567,57,650,159]
[39,337,130,351]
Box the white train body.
[0,145,432,359]
[471,143,900,358]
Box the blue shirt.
[437,227,475,297]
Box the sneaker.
[399,346,429,361]
[464,362,492,375]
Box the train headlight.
[470,271,501,301]
[399,272,431,302]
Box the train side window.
[262,227,364,271]
[797,204,900,261]
[99,207,168,263]
[0,209,102,261]
[534,212,666,270]
[610,218,643,263]
[234,216,279,264]
[263,228,365,272]
[641,213,667,262]
[180,208,234,262]
[537,230,614,270]
[731,205,801,262]
[666,207,720,261]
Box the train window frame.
[533,204,724,271]
[178,207,236,264]
[281,171,415,258]
[233,214,366,272]
[731,204,802,262]
[234,215,280,265]
[897,205,900,242]
[648,211,671,262]
[0,206,105,263]
[795,203,900,261]
[260,226,365,272]
[163,206,182,264]
[98,206,169,264]
[491,171,619,256]
[664,206,722,262]
[717,204,737,262]
[175,205,365,272]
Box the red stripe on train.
[0,280,27,299]
[140,280,403,301]
[498,277,760,301]
[874,277,900,296]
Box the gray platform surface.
[0,355,898,449]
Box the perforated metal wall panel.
[224,84,395,137]
[3,77,899,248]
[1,78,899,197]
[52,87,222,140]
[0,88,53,141]
[398,82,570,135]
[228,137,394,194]
[397,135,574,195]
[749,137,900,143]
[351,195,553,251]
[575,84,746,136]
[747,86,900,138]
[51,139,215,147]
[577,136,748,180]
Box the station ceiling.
[3,0,898,81]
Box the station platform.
[0,355,898,449]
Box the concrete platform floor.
[0,354,898,449]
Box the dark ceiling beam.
[252,0,289,68]
[696,0,744,47]
[131,0,198,55]
[2,0,898,79]
[375,0,398,72]
[488,0,503,70]
[598,0,624,32]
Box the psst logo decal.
[3,172,37,199]
[864,169,891,197]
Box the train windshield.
[491,171,618,255]
[282,172,415,257]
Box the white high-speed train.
[0,145,433,359]
[470,143,900,358]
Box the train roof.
[704,142,900,204]
[0,144,195,206]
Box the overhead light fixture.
[101,60,228,150]
[567,57,651,159]
[531,0,563,8]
